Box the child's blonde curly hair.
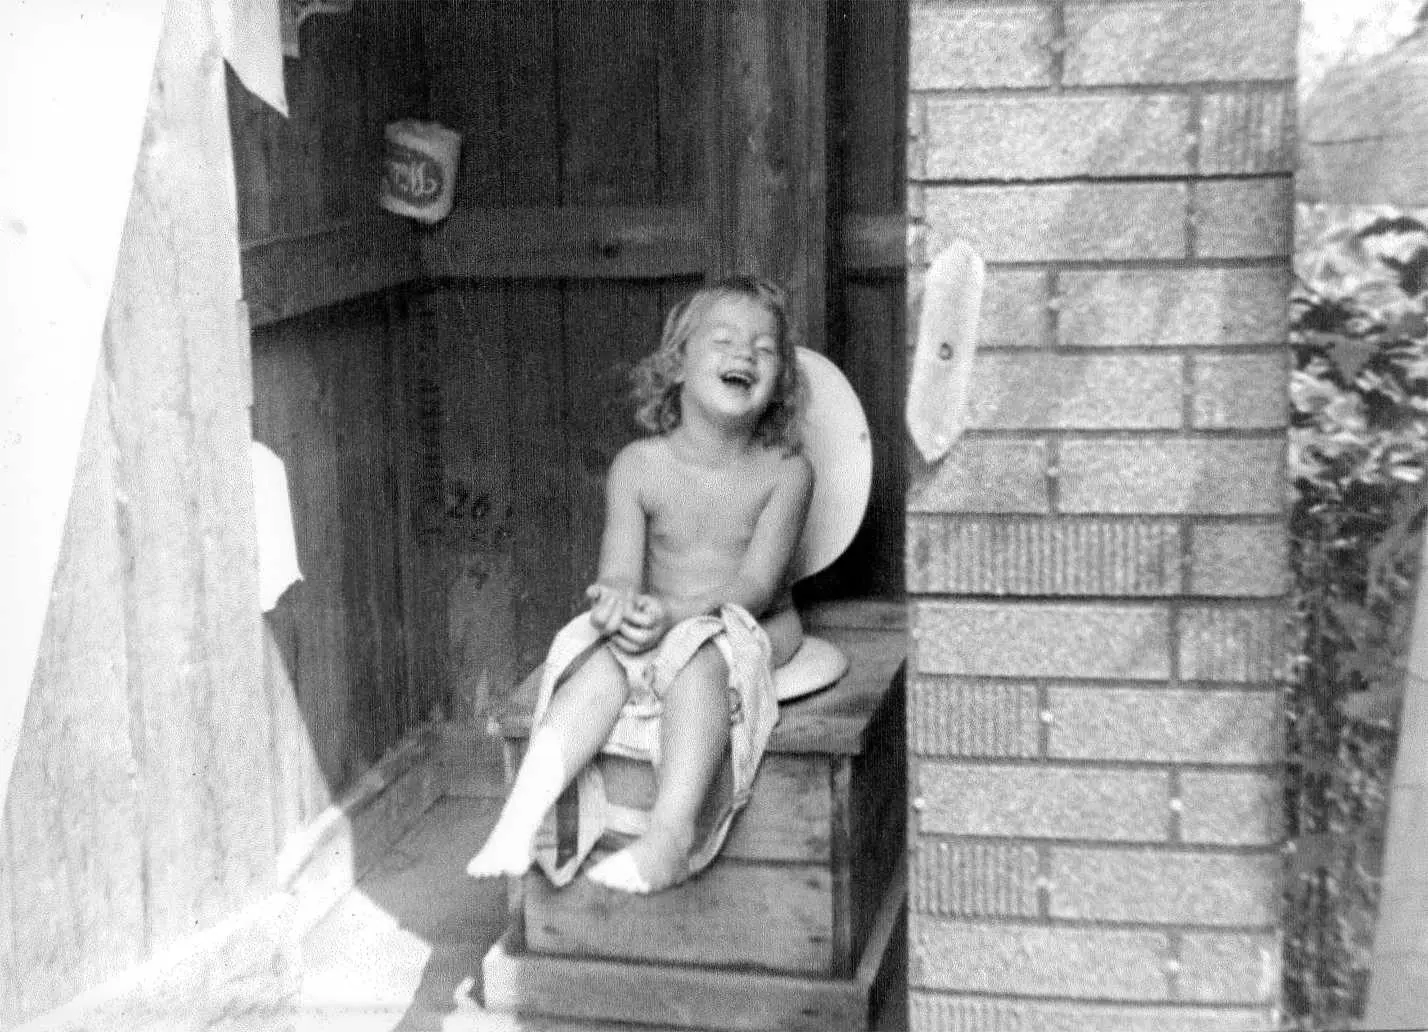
[631,276,805,452]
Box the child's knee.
[685,642,729,687]
[563,643,628,699]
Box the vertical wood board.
[251,297,413,795]
[430,284,519,717]
[707,0,829,352]
[103,0,276,952]
[1,368,146,1023]
[557,1,663,206]
[506,284,574,674]
[495,2,561,206]
[561,283,665,608]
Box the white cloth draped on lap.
[529,605,779,887]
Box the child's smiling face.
[679,295,783,427]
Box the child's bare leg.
[467,645,628,877]
[588,643,729,893]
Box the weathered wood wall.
[229,4,439,825]
[416,1,705,685]
[226,0,908,809]
[2,2,281,1022]
[812,0,909,601]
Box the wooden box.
[483,602,907,1031]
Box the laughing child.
[466,276,812,893]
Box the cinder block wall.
[905,2,1296,1027]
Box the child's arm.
[620,454,814,650]
[586,443,648,635]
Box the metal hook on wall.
[282,0,354,59]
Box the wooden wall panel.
[803,0,908,602]
[506,284,575,674]
[231,3,437,804]
[421,2,505,212]
[251,297,416,798]
[806,279,907,602]
[835,0,907,215]
[562,284,667,598]
[2,370,145,1024]
[558,0,663,206]
[706,0,829,352]
[229,0,905,760]
[228,2,426,242]
[102,0,276,952]
[492,2,561,206]
[5,3,281,1022]
[426,285,519,721]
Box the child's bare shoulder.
[770,448,814,488]
[608,436,667,487]
[750,447,813,503]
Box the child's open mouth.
[719,369,756,390]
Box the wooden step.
[483,859,907,1032]
[482,601,907,1028]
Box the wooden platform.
[483,601,907,1031]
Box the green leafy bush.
[1285,205,1428,1027]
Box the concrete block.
[1188,522,1289,597]
[907,516,1183,596]
[911,677,1040,758]
[909,993,1278,1032]
[914,601,1172,680]
[969,352,1183,430]
[925,183,1187,264]
[911,918,1171,998]
[910,3,1055,90]
[1179,771,1283,846]
[1047,687,1281,764]
[982,270,1052,349]
[1199,89,1296,175]
[1048,847,1280,925]
[917,761,1170,841]
[1056,437,1284,516]
[1178,605,1288,682]
[908,438,1050,515]
[1057,268,1292,348]
[912,840,1040,918]
[1179,931,1282,1004]
[1191,352,1288,429]
[1194,179,1294,259]
[1063,1,1298,85]
[925,95,1191,180]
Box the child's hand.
[612,594,669,654]
[586,583,635,636]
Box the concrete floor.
[291,791,906,1032]
[293,794,626,1031]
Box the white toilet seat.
[773,634,851,702]
[778,349,873,701]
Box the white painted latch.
[906,241,984,464]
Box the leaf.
[1329,338,1379,381]
[1338,685,1403,726]
[1287,831,1350,877]
[1356,214,1428,241]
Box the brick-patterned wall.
[905,2,1296,1028]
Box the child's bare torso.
[635,437,803,663]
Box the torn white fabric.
[252,441,303,612]
[215,0,288,116]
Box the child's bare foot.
[587,821,692,893]
[465,821,537,879]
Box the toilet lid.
[791,347,873,582]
